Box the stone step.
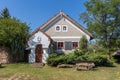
[31,63,45,67]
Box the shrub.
[47,52,113,67]
[47,52,68,66]
[47,52,76,66]
[75,54,95,62]
[79,35,88,53]
[75,54,113,67]
[74,49,84,56]
[46,52,59,66]
[64,53,76,64]
[92,55,113,66]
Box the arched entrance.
[35,44,43,63]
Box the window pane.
[63,26,66,30]
[56,26,60,30]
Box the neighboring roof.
[30,11,93,39]
[27,29,51,41]
[113,50,120,57]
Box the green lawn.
[0,63,120,80]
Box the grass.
[0,63,120,80]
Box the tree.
[80,0,120,60]
[0,8,10,18]
[0,8,29,62]
[79,35,88,53]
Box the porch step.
[31,63,45,68]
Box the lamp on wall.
[37,36,41,44]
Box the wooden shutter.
[53,42,57,50]
[65,42,73,50]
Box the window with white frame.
[55,25,61,32]
[62,25,68,32]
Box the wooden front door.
[35,44,43,63]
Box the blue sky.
[0,0,87,32]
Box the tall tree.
[0,8,10,18]
[79,35,88,53]
[0,8,29,62]
[80,0,120,60]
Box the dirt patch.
[0,73,38,80]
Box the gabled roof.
[30,11,93,39]
[27,29,51,41]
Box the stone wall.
[0,47,12,63]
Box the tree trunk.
[107,47,110,61]
[106,41,110,60]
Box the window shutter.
[65,42,73,50]
[53,42,57,50]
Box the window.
[56,26,60,30]
[58,42,64,49]
[55,25,61,32]
[63,26,66,30]
[73,42,78,49]
[62,25,68,32]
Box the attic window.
[62,25,68,32]
[55,25,61,32]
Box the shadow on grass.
[95,64,116,68]
[76,67,98,71]
[76,69,98,71]
[0,65,6,68]
[115,61,120,64]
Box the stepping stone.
[31,63,45,67]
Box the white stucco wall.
[28,31,50,63]
[42,48,49,63]
[29,49,35,63]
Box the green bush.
[79,35,88,53]
[92,55,113,66]
[75,54,113,67]
[46,53,59,66]
[74,49,84,56]
[76,55,89,61]
[47,52,113,67]
[47,52,68,66]
[64,53,76,64]
[47,52,76,66]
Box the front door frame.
[35,44,43,63]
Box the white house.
[27,30,51,63]
[27,11,93,63]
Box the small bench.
[75,61,95,70]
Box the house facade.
[27,11,93,63]
[27,30,51,63]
